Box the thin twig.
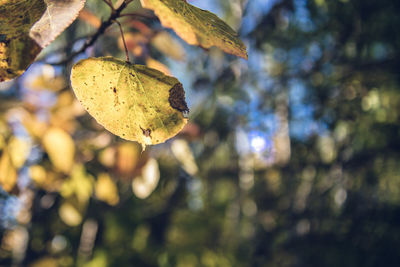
[113,19,130,63]
[50,1,129,65]
[119,12,155,19]
[103,0,114,10]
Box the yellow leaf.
[116,142,140,176]
[0,0,45,81]
[95,173,119,206]
[98,147,116,168]
[132,158,160,199]
[70,57,189,149]
[60,164,93,204]
[140,0,248,59]
[0,134,5,149]
[29,167,63,192]
[59,202,82,226]
[22,113,48,139]
[29,165,47,185]
[0,150,17,192]
[42,127,75,173]
[29,257,58,267]
[8,136,31,168]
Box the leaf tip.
[140,143,146,152]
[240,50,248,60]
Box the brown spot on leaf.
[140,126,152,137]
[169,83,189,113]
[112,87,119,106]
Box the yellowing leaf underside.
[30,0,86,48]
[70,57,188,147]
[140,0,247,59]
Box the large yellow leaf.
[70,57,189,148]
[140,0,248,59]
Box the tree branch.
[103,0,114,10]
[50,1,130,65]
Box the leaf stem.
[113,19,130,63]
[50,1,130,65]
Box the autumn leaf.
[0,149,17,192]
[140,0,248,59]
[70,57,189,149]
[42,127,75,174]
[0,0,46,82]
[0,0,86,82]
[59,201,82,226]
[60,165,94,205]
[95,173,119,206]
[8,136,31,168]
[116,142,141,177]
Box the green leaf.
[140,0,248,59]
[70,57,189,148]
[0,0,46,82]
[0,0,86,82]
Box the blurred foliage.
[1,0,400,266]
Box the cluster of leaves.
[0,1,248,264]
[1,0,247,148]
[1,0,400,266]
